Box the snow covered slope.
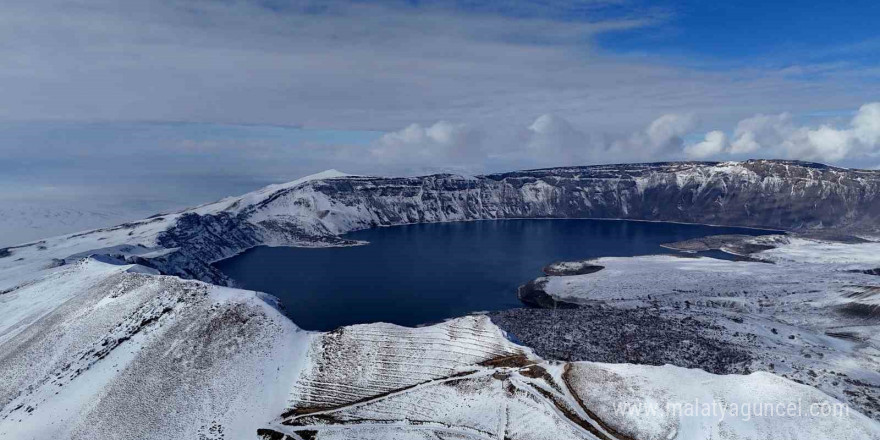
[0,204,159,248]
[568,363,879,440]
[0,257,308,440]
[261,316,879,440]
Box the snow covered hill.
[0,258,308,439]
[1,160,879,439]
[0,204,157,248]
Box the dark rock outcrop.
[542,261,605,276]
[301,160,880,233]
[517,279,579,309]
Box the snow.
[541,255,788,303]
[0,258,311,440]
[568,362,880,440]
[758,237,880,268]
[0,169,351,291]
[189,169,353,216]
[0,214,178,292]
[287,315,534,411]
[271,312,880,440]
[0,203,157,248]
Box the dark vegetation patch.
[256,428,294,440]
[838,303,880,319]
[296,431,318,440]
[0,280,36,295]
[838,286,880,318]
[826,331,867,342]
[488,306,752,375]
[849,268,880,276]
[478,354,535,368]
[660,234,783,258]
[794,231,871,244]
[661,234,756,252]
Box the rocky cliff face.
[148,160,880,283]
[297,160,879,232]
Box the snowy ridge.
[0,258,308,440]
[568,363,879,440]
[188,169,353,216]
[0,204,154,248]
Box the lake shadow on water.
[214,219,777,330]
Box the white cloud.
[365,112,703,173]
[604,113,697,162]
[528,114,581,145]
[684,130,727,159]
[853,102,880,146]
[684,102,880,163]
[368,121,486,172]
[0,0,665,130]
[729,113,793,154]
[800,125,852,161]
[517,112,700,166]
[0,0,873,135]
[2,0,878,222]
[370,102,880,173]
[646,114,698,151]
[521,114,596,165]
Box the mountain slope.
[0,258,308,440]
[0,204,158,248]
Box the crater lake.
[214,219,778,330]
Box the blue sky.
[599,0,879,63]
[0,0,878,222]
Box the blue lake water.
[214,219,776,330]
